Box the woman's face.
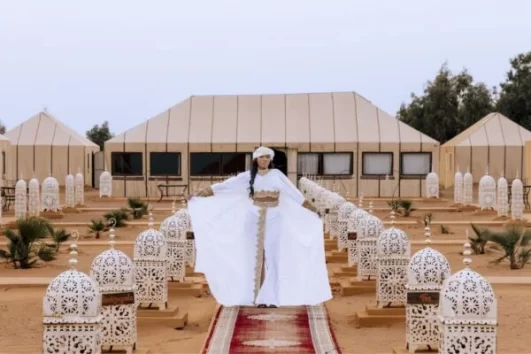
[257,155,271,169]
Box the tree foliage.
[397,63,495,143]
[86,121,114,150]
[0,121,5,135]
[496,52,531,130]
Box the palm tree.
[46,227,70,252]
[103,209,129,228]
[489,226,531,269]
[469,223,491,255]
[88,219,106,239]
[127,198,148,219]
[0,217,56,269]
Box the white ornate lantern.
[406,224,451,353]
[133,212,168,309]
[174,202,194,267]
[75,170,84,206]
[329,194,346,241]
[511,176,524,221]
[463,168,473,205]
[338,202,357,251]
[454,170,463,204]
[160,201,187,282]
[347,197,368,267]
[496,175,509,217]
[439,243,497,354]
[43,233,102,353]
[100,169,112,198]
[28,176,40,217]
[478,169,496,210]
[65,174,75,208]
[15,177,27,219]
[42,174,60,212]
[426,169,439,198]
[376,211,410,307]
[90,225,137,354]
[357,202,384,280]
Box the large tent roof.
[443,112,531,147]
[107,92,439,148]
[5,112,99,148]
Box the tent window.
[400,152,431,176]
[150,152,181,176]
[190,153,248,176]
[1,151,5,177]
[111,152,143,176]
[362,152,393,176]
[298,153,353,176]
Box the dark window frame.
[190,152,249,176]
[361,151,394,177]
[111,152,143,176]
[400,152,432,178]
[150,152,182,176]
[297,152,354,176]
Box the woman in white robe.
[188,147,332,307]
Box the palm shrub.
[0,217,56,269]
[398,199,415,216]
[489,226,531,270]
[423,213,433,226]
[103,209,129,228]
[387,200,400,211]
[127,198,148,219]
[469,224,491,255]
[45,226,70,252]
[88,219,106,239]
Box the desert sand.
[0,191,529,353]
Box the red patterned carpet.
[201,305,341,353]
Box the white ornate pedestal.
[75,171,85,206]
[357,203,384,281]
[338,202,357,251]
[43,234,102,354]
[175,204,195,267]
[42,174,60,212]
[28,177,40,217]
[406,225,451,353]
[15,177,27,219]
[65,174,75,208]
[99,169,112,198]
[439,243,497,354]
[134,212,168,309]
[479,169,496,210]
[90,226,137,354]
[376,212,410,307]
[160,202,187,281]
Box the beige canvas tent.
[439,112,531,188]
[0,134,11,184]
[105,92,439,198]
[4,112,100,185]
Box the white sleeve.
[276,170,305,205]
[211,171,250,195]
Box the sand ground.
[0,191,529,353]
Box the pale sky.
[1,0,530,136]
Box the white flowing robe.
[188,169,332,307]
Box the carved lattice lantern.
[42,174,59,212]
[329,194,346,241]
[75,170,84,206]
[160,201,187,282]
[15,177,27,219]
[426,169,439,198]
[28,176,40,217]
[511,176,524,221]
[376,211,410,307]
[406,223,451,353]
[347,197,368,267]
[463,168,473,205]
[43,233,102,353]
[496,174,509,217]
[337,202,357,251]
[479,168,496,210]
[357,201,384,280]
[90,224,137,354]
[65,174,75,208]
[439,243,497,354]
[133,212,168,309]
[174,201,195,267]
[99,169,112,198]
[454,169,463,204]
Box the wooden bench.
[157,184,188,202]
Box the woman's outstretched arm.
[276,170,318,213]
[193,171,250,197]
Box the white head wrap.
[253,146,275,160]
